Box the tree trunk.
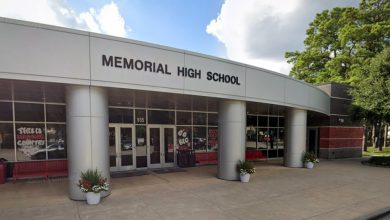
[384,125,388,148]
[372,125,376,148]
[378,122,383,151]
[363,124,368,152]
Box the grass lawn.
[363,146,390,156]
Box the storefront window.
[247,115,257,126]
[207,98,218,112]
[246,126,257,149]
[258,116,268,127]
[46,104,66,122]
[0,80,12,100]
[269,116,278,127]
[108,89,133,107]
[208,113,218,126]
[177,126,192,149]
[45,84,65,103]
[135,109,146,124]
[15,103,44,122]
[176,94,192,110]
[176,112,191,125]
[148,92,175,109]
[14,81,43,102]
[0,123,15,161]
[46,124,66,159]
[257,128,268,149]
[207,127,218,152]
[192,96,207,111]
[0,102,13,121]
[15,123,46,161]
[193,127,206,152]
[193,112,206,125]
[148,110,174,124]
[109,108,134,123]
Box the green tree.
[285,0,389,85]
[350,47,390,150]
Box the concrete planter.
[86,192,101,205]
[305,162,314,169]
[240,173,250,182]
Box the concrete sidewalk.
[0,159,389,220]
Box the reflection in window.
[148,110,174,124]
[46,124,66,160]
[0,123,15,161]
[46,105,66,122]
[246,126,257,149]
[193,127,206,152]
[207,127,218,152]
[176,112,191,125]
[193,112,206,125]
[14,81,43,101]
[15,103,44,122]
[0,102,13,121]
[109,108,133,123]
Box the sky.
[0,0,359,75]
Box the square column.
[217,100,246,180]
[66,85,109,200]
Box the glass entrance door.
[109,124,136,171]
[147,125,176,168]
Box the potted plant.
[237,160,256,182]
[302,151,319,169]
[78,169,109,205]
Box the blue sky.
[67,0,226,57]
[0,0,359,74]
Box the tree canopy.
[285,0,389,85]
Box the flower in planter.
[237,160,256,175]
[302,151,319,164]
[78,169,109,193]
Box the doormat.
[110,170,149,178]
[152,167,186,174]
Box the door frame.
[109,124,136,172]
[146,125,176,168]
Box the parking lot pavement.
[0,158,389,220]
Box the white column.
[284,108,307,167]
[66,85,109,200]
[217,100,246,180]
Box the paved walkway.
[0,159,389,220]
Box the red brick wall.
[319,127,363,149]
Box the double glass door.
[147,125,176,168]
[109,124,136,171]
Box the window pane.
[247,102,257,114]
[108,88,133,107]
[15,103,44,122]
[279,117,285,127]
[46,124,66,159]
[109,108,133,123]
[269,116,278,127]
[16,123,46,161]
[148,110,174,124]
[135,109,146,124]
[193,112,206,125]
[148,92,175,109]
[208,113,218,126]
[258,116,268,127]
[177,126,192,149]
[192,96,207,111]
[0,102,13,121]
[136,125,147,168]
[46,105,66,122]
[44,83,65,103]
[246,126,257,149]
[193,127,206,152]
[207,127,218,152]
[278,128,284,149]
[176,111,191,125]
[247,115,257,126]
[0,123,15,161]
[0,80,12,100]
[14,81,44,101]
[207,98,218,112]
[257,103,269,115]
[257,128,268,149]
[268,128,277,149]
[176,94,192,110]
[134,91,146,108]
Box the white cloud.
[0,0,128,38]
[207,0,359,75]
